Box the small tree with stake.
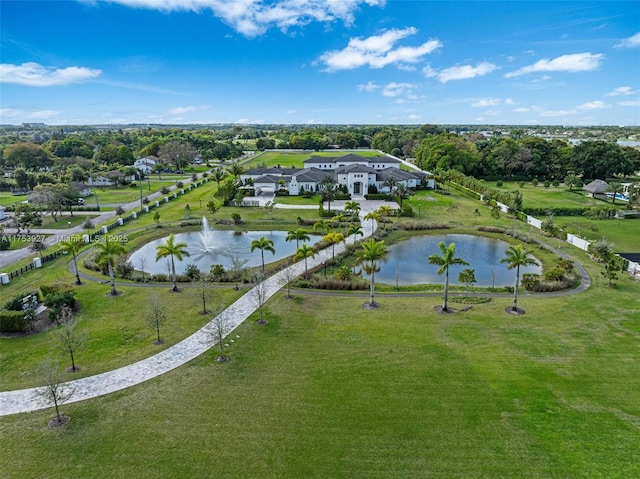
[208,305,232,362]
[34,358,74,428]
[145,292,168,344]
[458,268,477,297]
[56,310,85,372]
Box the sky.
[1,0,639,126]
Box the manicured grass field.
[2,176,639,478]
[1,277,639,478]
[483,181,614,210]
[246,150,382,169]
[555,216,640,252]
[0,192,27,207]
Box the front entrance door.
[354,182,361,195]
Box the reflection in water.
[129,227,316,275]
[376,234,541,287]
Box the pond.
[129,228,318,275]
[375,234,542,287]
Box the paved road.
[0,175,206,269]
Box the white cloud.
[382,82,416,97]
[285,109,297,114]
[615,32,640,48]
[319,27,442,71]
[576,100,610,111]
[513,107,530,113]
[101,0,386,37]
[424,61,497,83]
[0,62,101,86]
[504,52,603,78]
[618,100,640,107]
[471,97,501,107]
[504,98,515,105]
[168,105,209,115]
[357,81,380,92]
[605,86,636,97]
[0,108,61,122]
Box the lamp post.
[139,171,143,210]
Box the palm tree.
[606,181,624,204]
[313,219,332,235]
[347,223,363,244]
[59,236,83,285]
[94,236,127,296]
[294,244,316,278]
[382,175,396,193]
[155,233,191,291]
[323,231,345,261]
[377,205,393,231]
[251,236,275,274]
[357,238,388,307]
[364,210,381,233]
[319,175,338,212]
[286,228,310,249]
[227,162,245,183]
[428,241,469,312]
[344,200,361,220]
[390,182,410,208]
[500,244,538,313]
[211,167,227,189]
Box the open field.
[0,192,28,207]
[1,176,639,478]
[1,278,639,477]
[245,150,383,169]
[555,216,640,252]
[482,181,617,210]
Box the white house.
[87,170,135,187]
[134,156,159,174]
[240,154,433,197]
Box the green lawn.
[2,177,640,478]
[483,181,614,210]
[245,150,382,169]
[555,216,640,252]
[1,277,639,478]
[0,192,27,207]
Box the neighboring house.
[0,205,6,221]
[240,154,433,197]
[69,182,92,197]
[87,170,135,186]
[134,156,159,174]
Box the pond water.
[375,234,542,287]
[129,229,318,275]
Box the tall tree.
[94,236,127,296]
[323,231,345,261]
[357,238,388,308]
[158,141,197,171]
[428,241,469,312]
[59,235,83,285]
[155,233,191,291]
[500,244,538,313]
[294,244,316,278]
[250,236,275,274]
[319,175,339,213]
[286,228,310,249]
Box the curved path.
[0,202,381,416]
[0,201,591,416]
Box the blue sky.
[1,0,639,126]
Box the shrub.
[40,284,72,298]
[476,225,506,234]
[552,179,560,187]
[521,273,540,291]
[176,181,184,188]
[496,180,503,187]
[543,180,551,188]
[399,222,451,231]
[4,290,40,311]
[43,291,77,311]
[161,186,170,195]
[115,259,135,279]
[0,310,28,333]
[231,213,242,225]
[0,235,10,251]
[184,263,202,281]
[531,178,539,186]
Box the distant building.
[134,156,159,174]
[240,153,433,197]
